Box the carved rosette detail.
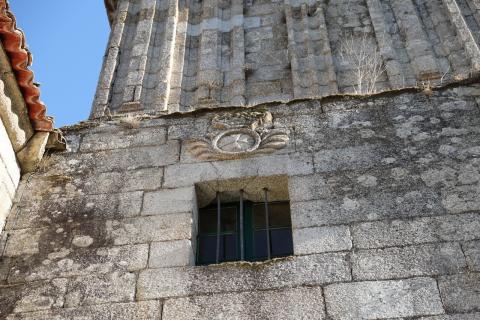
[186,111,289,160]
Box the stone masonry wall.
[0,45,35,235]
[1,84,480,319]
[0,116,20,236]
[92,0,480,117]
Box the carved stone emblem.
[186,111,289,160]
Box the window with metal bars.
[196,189,294,265]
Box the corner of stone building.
[2,0,480,319]
[0,32,65,245]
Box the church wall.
[0,109,20,235]
[1,85,480,318]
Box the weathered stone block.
[0,278,67,315]
[0,118,20,232]
[106,213,192,245]
[286,108,392,152]
[418,314,480,320]
[352,243,466,280]
[88,140,180,173]
[464,240,480,271]
[64,272,136,307]
[288,174,331,202]
[36,139,179,177]
[4,301,162,320]
[162,287,326,320]
[291,187,443,228]
[324,278,444,319]
[352,213,480,249]
[0,256,9,284]
[6,191,143,230]
[314,144,392,173]
[80,127,167,151]
[142,187,195,216]
[0,176,14,233]
[0,118,20,185]
[137,253,350,299]
[293,225,352,255]
[291,165,424,198]
[166,118,210,140]
[8,244,148,283]
[4,228,44,257]
[442,184,480,214]
[83,168,163,194]
[164,152,313,188]
[149,239,194,268]
[63,133,81,153]
[420,159,480,189]
[438,273,480,313]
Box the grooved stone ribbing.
[91,0,480,117]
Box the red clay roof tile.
[0,0,53,132]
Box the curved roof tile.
[0,0,53,132]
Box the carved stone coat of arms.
[186,111,289,160]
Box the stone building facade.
[1,0,480,319]
[0,1,61,240]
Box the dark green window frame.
[196,191,293,265]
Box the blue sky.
[10,1,110,127]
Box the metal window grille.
[209,188,282,264]
[196,187,293,265]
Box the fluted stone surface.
[92,0,480,117]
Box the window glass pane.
[253,230,268,260]
[197,199,292,265]
[199,208,217,234]
[253,202,291,230]
[268,202,292,228]
[252,229,293,260]
[270,228,293,257]
[199,206,237,234]
[223,234,238,261]
[253,205,266,230]
[221,207,237,233]
[197,234,238,264]
[197,234,216,264]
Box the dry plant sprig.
[37,155,55,173]
[419,80,434,96]
[340,32,386,95]
[119,114,140,129]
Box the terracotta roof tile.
[0,0,53,132]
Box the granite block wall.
[92,0,480,117]
[1,84,479,319]
[0,117,20,235]
[0,75,24,235]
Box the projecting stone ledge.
[137,253,351,300]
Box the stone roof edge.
[61,75,480,133]
[0,0,53,132]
